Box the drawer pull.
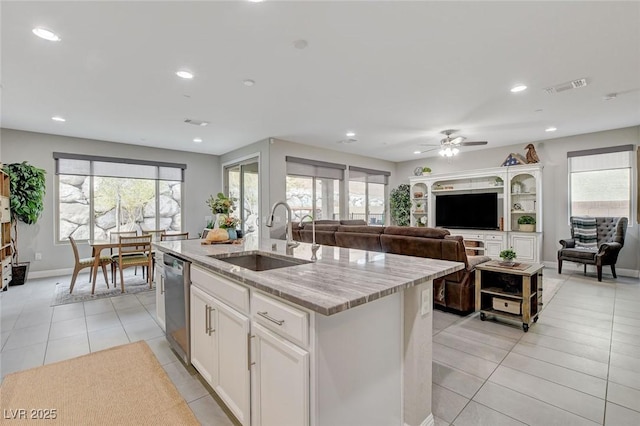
[207,306,215,335]
[257,311,285,326]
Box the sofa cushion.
[336,225,384,234]
[335,229,382,251]
[380,234,443,259]
[467,255,491,271]
[559,247,598,261]
[383,226,450,239]
[303,224,340,232]
[340,219,367,226]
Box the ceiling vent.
[184,118,209,126]
[543,78,588,95]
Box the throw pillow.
[572,216,597,249]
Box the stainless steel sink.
[209,252,311,272]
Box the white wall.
[396,126,640,275]
[1,128,220,274]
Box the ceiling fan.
[417,129,488,157]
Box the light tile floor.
[1,267,639,425]
[0,270,236,426]
[432,268,640,426]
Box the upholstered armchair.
[558,216,628,281]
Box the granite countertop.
[154,238,464,316]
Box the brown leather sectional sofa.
[292,221,490,313]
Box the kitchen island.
[154,238,464,426]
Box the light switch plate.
[421,288,431,316]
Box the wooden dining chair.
[109,230,138,282]
[142,229,167,242]
[68,236,112,294]
[160,232,189,241]
[112,234,153,293]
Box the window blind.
[54,152,186,181]
[348,166,390,185]
[286,156,345,180]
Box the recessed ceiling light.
[32,27,60,41]
[346,131,356,137]
[176,70,194,79]
[510,85,527,93]
[51,116,66,122]
[243,79,255,87]
[248,0,264,3]
[414,151,421,155]
[603,93,617,101]
[193,138,203,143]
[545,127,557,132]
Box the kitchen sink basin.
[209,252,311,272]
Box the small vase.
[227,228,237,240]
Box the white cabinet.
[155,253,165,331]
[509,233,540,263]
[251,322,309,426]
[507,166,543,233]
[410,181,429,227]
[409,165,543,263]
[190,267,251,426]
[190,285,218,385]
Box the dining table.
[88,239,153,294]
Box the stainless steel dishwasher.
[163,254,191,364]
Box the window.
[568,145,635,219]
[55,153,185,241]
[224,158,260,245]
[348,166,390,225]
[285,157,344,221]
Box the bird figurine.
[525,143,540,164]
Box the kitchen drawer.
[485,234,504,241]
[191,266,249,314]
[492,297,521,315]
[252,292,309,347]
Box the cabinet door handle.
[247,334,255,371]
[257,311,285,326]
[204,304,210,334]
[160,275,165,295]
[207,306,215,335]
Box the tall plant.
[3,162,46,263]
[390,184,411,226]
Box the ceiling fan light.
[439,149,446,157]
[452,148,459,155]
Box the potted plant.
[517,215,536,232]
[415,202,423,212]
[494,177,503,186]
[390,184,410,226]
[2,162,46,285]
[218,215,241,240]
[422,167,432,176]
[206,192,237,228]
[499,248,517,266]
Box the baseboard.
[405,413,434,426]
[28,268,74,279]
[543,261,639,279]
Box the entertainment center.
[410,164,543,263]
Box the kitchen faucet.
[266,201,300,255]
[298,214,320,261]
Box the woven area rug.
[51,270,154,306]
[0,341,198,425]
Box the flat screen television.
[435,193,498,230]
